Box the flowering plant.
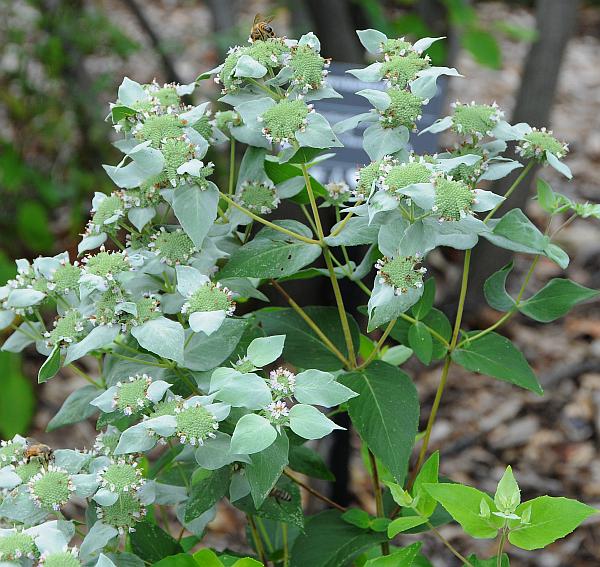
[0,27,598,567]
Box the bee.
[24,439,54,466]
[269,487,292,504]
[250,14,275,42]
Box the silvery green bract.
[0,26,596,567]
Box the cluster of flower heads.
[112,374,154,416]
[173,400,220,446]
[379,37,432,88]
[376,254,427,296]
[148,228,197,266]
[265,367,297,421]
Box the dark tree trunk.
[466,0,580,313]
[302,0,364,62]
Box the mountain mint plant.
[0,26,598,567]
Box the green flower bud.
[13,460,42,483]
[379,88,424,130]
[148,396,181,419]
[217,46,249,93]
[516,127,568,160]
[192,114,214,142]
[0,531,37,561]
[97,493,146,534]
[451,101,503,139]
[174,402,219,446]
[182,282,235,315]
[237,181,280,214]
[47,261,81,295]
[97,458,144,494]
[28,465,74,511]
[268,367,296,397]
[375,255,427,295]
[113,374,153,416]
[0,439,25,464]
[432,174,475,221]
[38,547,81,567]
[45,309,86,348]
[149,228,197,266]
[152,85,181,107]
[232,356,256,374]
[93,429,121,456]
[447,146,487,184]
[82,248,130,281]
[215,110,242,133]
[355,158,394,199]
[259,99,312,143]
[289,45,329,92]
[381,53,429,88]
[121,183,161,209]
[90,194,124,231]
[247,38,289,68]
[379,159,432,196]
[160,137,196,186]
[381,38,417,57]
[137,113,184,148]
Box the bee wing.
[264,15,275,24]
[253,14,263,26]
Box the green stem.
[68,364,102,388]
[282,523,289,567]
[427,521,475,567]
[248,515,268,566]
[300,203,319,234]
[328,201,363,238]
[358,318,396,370]
[228,137,236,195]
[496,528,507,567]
[271,280,350,368]
[301,164,356,367]
[220,191,320,245]
[410,249,471,485]
[368,450,390,556]
[484,161,534,222]
[247,77,282,100]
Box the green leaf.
[519,279,598,322]
[38,345,61,384]
[183,319,248,371]
[235,477,304,529]
[294,369,357,407]
[172,182,219,248]
[408,322,433,365]
[245,431,289,508]
[193,549,224,567]
[465,554,509,567]
[340,362,419,484]
[365,542,423,566]
[483,209,548,255]
[246,335,285,367]
[185,467,231,522]
[452,332,543,395]
[484,262,515,312]
[381,345,413,366]
[342,508,371,529]
[411,278,435,319]
[131,317,184,365]
[288,444,335,481]
[424,483,501,539]
[130,520,182,563]
[218,237,321,279]
[412,452,439,518]
[461,28,501,69]
[288,404,342,440]
[47,384,99,432]
[508,496,598,550]
[153,554,198,567]
[536,178,557,213]
[390,308,450,361]
[387,517,428,538]
[0,352,34,438]
[256,307,360,371]
[290,510,387,567]
[230,413,277,455]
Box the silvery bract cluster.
[0,25,590,565]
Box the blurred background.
[1,1,599,564]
